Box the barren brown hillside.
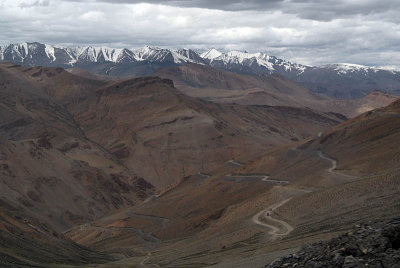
[156,63,398,118]
[5,63,344,189]
[0,63,346,266]
[0,64,154,267]
[65,99,400,267]
[73,77,345,188]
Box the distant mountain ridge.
[1,42,400,99]
[0,42,198,65]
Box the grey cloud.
[0,0,399,67]
[19,0,50,8]
[63,0,400,21]
[63,0,283,11]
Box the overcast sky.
[0,0,399,67]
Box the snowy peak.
[0,42,398,83]
[95,47,124,63]
[0,42,196,65]
[3,42,30,62]
[71,46,117,63]
[225,50,263,59]
[200,48,222,60]
[176,48,204,63]
[136,46,175,63]
[216,50,275,71]
[0,42,312,76]
[77,46,98,62]
[115,48,136,63]
[0,42,308,75]
[1,42,60,64]
[44,44,56,62]
[199,49,309,74]
[136,45,162,60]
[135,46,196,64]
[324,63,378,75]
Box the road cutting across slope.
[78,224,161,250]
[251,149,356,238]
[317,150,337,172]
[317,150,357,178]
[224,174,289,184]
[252,198,294,238]
[228,160,243,167]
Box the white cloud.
[0,0,399,67]
[79,11,104,21]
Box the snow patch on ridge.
[330,63,376,75]
[377,65,400,74]
[200,48,222,60]
[45,44,56,62]
[20,42,29,57]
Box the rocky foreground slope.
[265,218,400,268]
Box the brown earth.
[2,62,398,267]
[8,63,344,189]
[0,64,153,232]
[0,64,151,266]
[156,63,398,118]
[64,99,400,267]
[0,62,347,266]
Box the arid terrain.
[156,63,398,118]
[0,62,399,267]
[63,98,400,267]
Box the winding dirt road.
[317,150,357,178]
[252,198,294,238]
[228,160,243,167]
[127,211,169,230]
[317,150,337,172]
[224,175,289,184]
[140,252,160,267]
[79,224,161,250]
[251,149,351,238]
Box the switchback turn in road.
[252,198,294,238]
[317,150,357,178]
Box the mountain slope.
[155,63,322,108]
[156,63,398,117]
[68,99,400,267]
[229,99,400,264]
[1,62,345,189]
[0,63,155,233]
[1,42,400,99]
[2,62,398,267]
[0,63,160,266]
[0,62,349,266]
[292,63,400,99]
[0,205,111,267]
[67,75,343,188]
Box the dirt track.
[317,150,357,178]
[252,198,294,238]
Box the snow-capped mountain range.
[0,42,197,65]
[0,42,308,73]
[1,42,399,99]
